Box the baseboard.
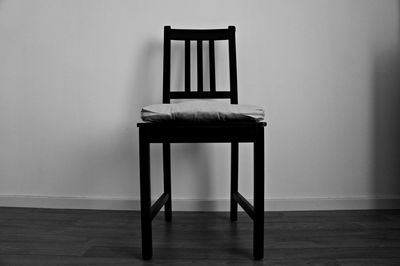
[0,194,399,211]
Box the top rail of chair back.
[165,26,235,41]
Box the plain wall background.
[1,0,399,210]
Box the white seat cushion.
[141,100,265,122]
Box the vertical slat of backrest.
[185,40,190,92]
[228,26,238,104]
[163,26,171,103]
[197,40,203,92]
[209,40,216,92]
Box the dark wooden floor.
[0,208,399,265]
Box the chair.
[137,26,266,260]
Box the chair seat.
[137,119,265,143]
[141,100,265,123]
[137,120,266,127]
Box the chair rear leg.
[253,129,264,260]
[139,134,152,260]
[163,142,172,221]
[230,142,239,221]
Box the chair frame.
[137,26,266,260]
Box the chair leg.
[230,142,239,221]
[253,128,264,260]
[139,133,152,260]
[163,142,172,221]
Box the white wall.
[1,0,399,210]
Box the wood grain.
[0,208,399,265]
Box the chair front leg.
[163,142,172,221]
[139,132,152,260]
[253,128,264,260]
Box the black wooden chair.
[137,26,266,260]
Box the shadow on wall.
[75,40,165,198]
[373,3,400,207]
[131,40,164,108]
[129,40,163,198]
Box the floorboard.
[0,208,399,265]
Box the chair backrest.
[163,26,238,104]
